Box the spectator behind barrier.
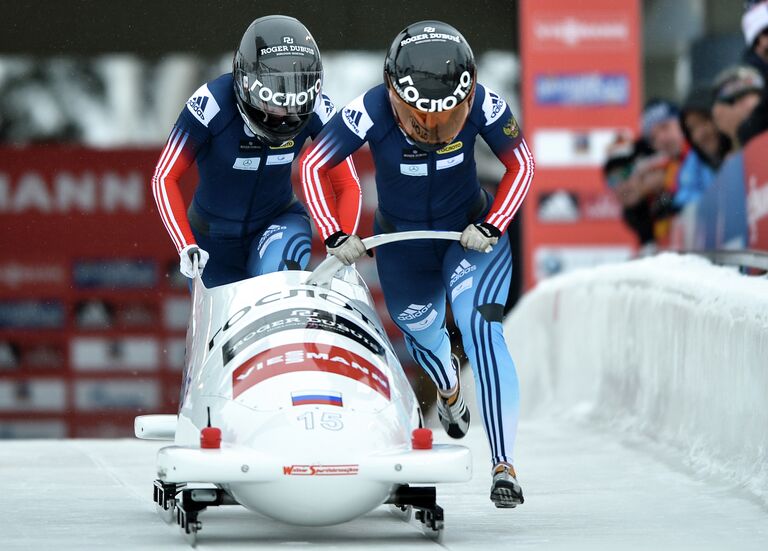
[675,88,729,207]
[740,1,768,145]
[712,65,765,153]
[638,99,691,243]
[603,134,656,247]
[602,133,684,250]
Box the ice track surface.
[3,416,768,551]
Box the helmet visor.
[235,69,323,118]
[387,84,473,146]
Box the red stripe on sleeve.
[151,129,197,253]
[485,139,535,232]
[328,156,362,235]
[299,137,348,239]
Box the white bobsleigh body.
[137,240,471,527]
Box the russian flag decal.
[291,390,343,407]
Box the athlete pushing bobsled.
[151,15,361,287]
[300,21,534,507]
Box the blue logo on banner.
[73,260,157,289]
[0,300,64,329]
[535,74,629,106]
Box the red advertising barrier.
[519,0,642,287]
[744,130,768,250]
[0,147,191,437]
[0,146,390,438]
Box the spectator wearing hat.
[675,88,730,207]
[740,1,768,145]
[742,0,768,80]
[711,65,765,152]
[638,99,691,243]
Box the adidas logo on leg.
[450,259,476,286]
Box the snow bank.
[505,253,768,503]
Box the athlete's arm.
[152,83,216,253]
[478,89,535,234]
[306,95,363,236]
[151,127,200,253]
[301,94,371,240]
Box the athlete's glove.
[324,231,370,266]
[460,222,501,253]
[179,244,209,278]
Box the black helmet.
[233,15,323,145]
[384,21,476,151]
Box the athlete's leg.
[375,241,457,392]
[443,233,520,465]
[191,228,248,288]
[246,212,312,276]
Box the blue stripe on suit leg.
[474,248,512,463]
[469,248,508,461]
[481,252,512,463]
[406,334,449,390]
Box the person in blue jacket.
[300,21,534,508]
[151,15,361,287]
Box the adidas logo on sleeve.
[481,87,507,126]
[341,93,374,139]
[186,84,221,127]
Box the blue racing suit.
[300,83,535,465]
[151,73,361,287]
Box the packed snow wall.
[504,254,768,503]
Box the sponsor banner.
[0,169,144,215]
[74,380,160,411]
[283,464,359,476]
[0,147,192,258]
[0,262,67,293]
[0,144,403,437]
[232,343,391,401]
[530,13,632,51]
[533,128,630,168]
[580,191,623,221]
[537,191,580,223]
[0,300,64,329]
[537,190,622,223]
[71,337,159,371]
[0,341,66,370]
[221,308,385,365]
[533,245,633,281]
[535,73,629,107]
[72,299,157,330]
[0,380,67,411]
[73,259,157,289]
[520,0,641,286]
[744,131,768,250]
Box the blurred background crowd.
[602,0,768,252]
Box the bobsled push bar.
[306,230,462,287]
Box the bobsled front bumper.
[156,444,472,485]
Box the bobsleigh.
[135,231,471,544]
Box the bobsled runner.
[135,231,471,545]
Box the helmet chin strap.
[236,103,260,137]
[236,103,289,146]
